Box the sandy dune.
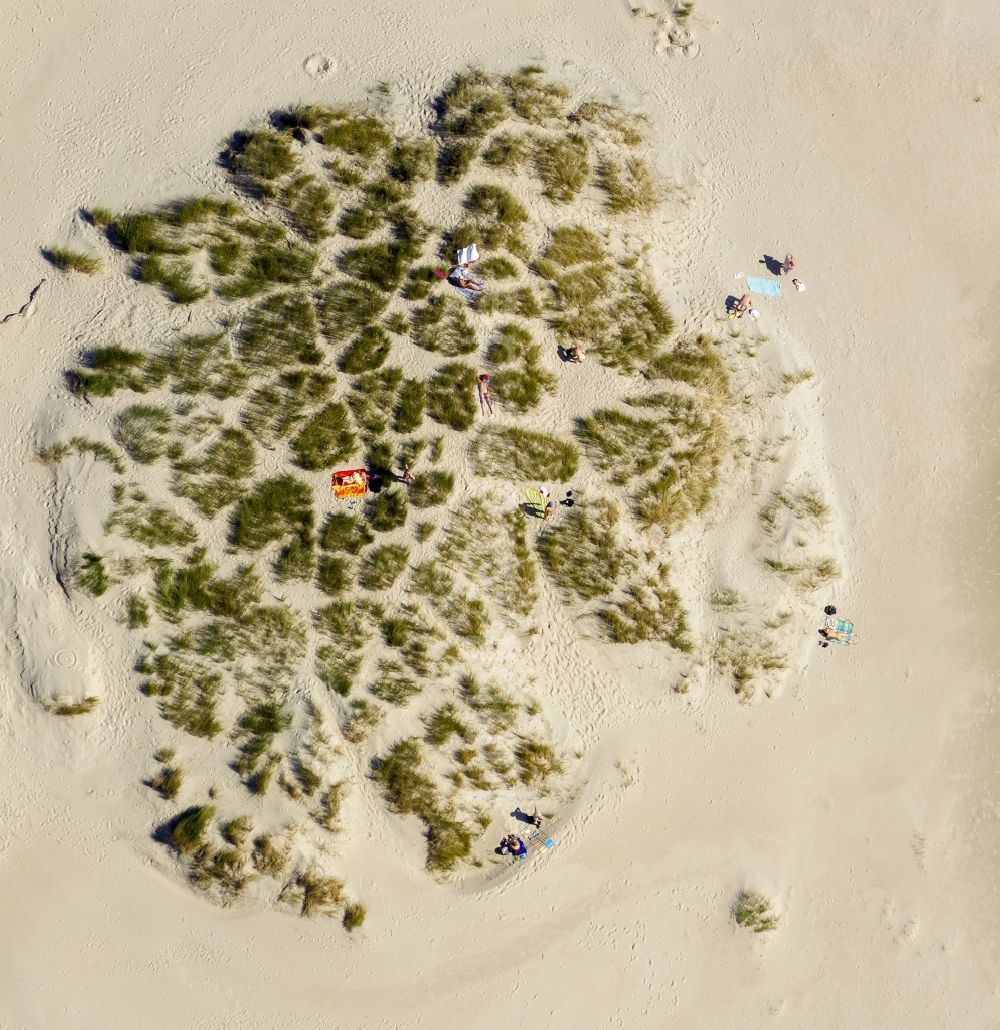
[1,0,999,1027]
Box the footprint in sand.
[303,54,337,80]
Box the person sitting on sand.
[543,499,555,522]
[530,808,543,829]
[451,265,483,292]
[567,344,584,362]
[733,293,752,318]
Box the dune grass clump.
[290,402,355,470]
[411,295,477,356]
[573,99,645,146]
[339,240,419,293]
[576,409,671,482]
[140,255,207,304]
[424,703,477,748]
[408,470,454,508]
[231,476,313,551]
[393,379,426,433]
[46,696,100,716]
[734,890,780,933]
[149,763,184,800]
[238,291,320,369]
[168,804,216,854]
[217,237,318,300]
[759,485,829,529]
[600,565,691,649]
[152,550,262,621]
[636,431,722,534]
[106,495,198,549]
[360,543,410,590]
[538,500,636,601]
[113,404,173,463]
[437,69,510,139]
[342,697,385,741]
[437,140,478,185]
[644,335,726,394]
[231,130,299,183]
[543,225,607,268]
[427,363,478,430]
[599,156,662,214]
[515,738,564,785]
[71,345,150,397]
[126,592,151,628]
[504,66,571,124]
[320,511,374,554]
[172,426,256,518]
[321,113,393,157]
[369,659,421,706]
[476,255,520,279]
[461,673,518,732]
[342,902,367,931]
[140,654,222,737]
[241,369,332,446]
[46,247,102,274]
[373,737,474,872]
[534,132,589,203]
[715,627,788,703]
[317,280,391,339]
[367,487,409,532]
[282,173,335,241]
[481,132,531,170]
[389,137,437,183]
[315,555,350,596]
[36,436,126,475]
[76,552,110,597]
[486,325,556,413]
[252,834,291,878]
[462,183,529,255]
[156,333,248,399]
[339,325,392,373]
[472,426,578,481]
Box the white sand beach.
[1,1,999,1027]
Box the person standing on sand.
[782,254,796,276]
[401,465,414,485]
[477,373,493,416]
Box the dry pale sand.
[1,0,999,1027]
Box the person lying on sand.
[478,373,494,415]
[450,265,483,292]
[567,344,585,362]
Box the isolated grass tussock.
[46,247,102,274]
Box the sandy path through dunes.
[1,1,999,1027]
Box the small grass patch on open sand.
[45,247,102,274]
[472,426,578,481]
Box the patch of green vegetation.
[156,333,248,399]
[343,902,367,931]
[463,183,529,255]
[149,764,184,799]
[339,325,392,374]
[252,833,291,878]
[291,401,356,470]
[172,426,256,518]
[427,362,478,430]
[635,425,722,534]
[442,592,490,644]
[46,247,102,274]
[339,240,419,293]
[393,379,426,434]
[316,281,391,345]
[140,651,223,738]
[238,290,320,369]
[369,659,421,706]
[436,69,510,138]
[644,335,727,394]
[543,224,607,267]
[70,346,150,397]
[477,255,520,279]
[217,237,318,300]
[106,494,198,548]
[342,697,384,741]
[275,531,316,582]
[481,131,531,170]
[283,866,346,919]
[319,511,374,554]
[281,173,335,242]
[389,137,436,183]
[714,626,788,702]
[411,295,477,356]
[231,475,313,551]
[534,132,589,203]
[208,234,242,275]
[601,564,691,649]
[734,889,780,933]
[241,369,332,446]
[367,487,409,532]
[360,543,410,590]
[36,437,125,474]
[572,100,645,147]
[152,549,262,621]
[221,815,253,847]
[349,367,403,435]
[472,426,578,481]
[436,140,478,185]
[504,67,570,124]
[45,696,100,716]
[599,156,661,214]
[461,673,518,732]
[538,500,636,601]
[321,113,393,157]
[234,699,291,781]
[113,404,173,464]
[231,130,299,181]
[478,286,542,319]
[515,738,564,785]
[576,408,671,482]
[758,484,829,529]
[373,737,475,872]
[424,703,476,747]
[168,804,216,854]
[76,552,110,597]
[140,255,207,304]
[408,470,454,508]
[126,592,151,629]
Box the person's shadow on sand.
[760,255,783,276]
[511,807,536,825]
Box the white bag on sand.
[456,243,480,265]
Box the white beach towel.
[456,243,480,265]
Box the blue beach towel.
[746,276,782,297]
